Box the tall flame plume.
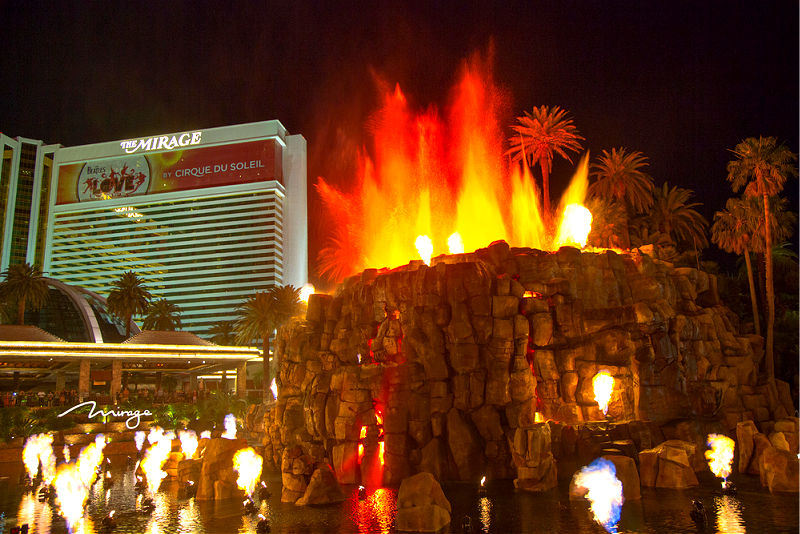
[705,434,735,485]
[233,447,263,498]
[592,371,615,416]
[317,54,592,282]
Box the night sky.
[1,1,797,285]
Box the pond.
[0,461,797,533]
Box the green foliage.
[107,271,152,337]
[143,298,182,330]
[152,402,199,429]
[0,263,50,325]
[588,148,655,214]
[0,407,73,443]
[207,320,237,345]
[506,105,584,215]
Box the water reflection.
[177,498,202,533]
[144,493,169,534]
[350,487,396,533]
[715,495,745,534]
[478,496,491,532]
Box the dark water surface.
[0,463,797,533]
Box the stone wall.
[260,242,791,491]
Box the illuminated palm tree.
[726,136,798,380]
[585,197,628,249]
[107,271,151,338]
[0,263,49,325]
[235,285,303,402]
[712,197,761,335]
[588,148,654,248]
[507,105,584,219]
[143,298,182,331]
[650,182,709,250]
[207,320,237,345]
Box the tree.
[207,320,237,345]
[726,136,798,380]
[0,263,49,325]
[507,105,584,220]
[712,197,761,335]
[588,148,654,248]
[235,285,304,403]
[585,197,628,249]
[106,271,152,338]
[649,182,709,250]
[143,298,182,331]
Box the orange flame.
[705,434,735,483]
[415,235,433,265]
[317,54,591,281]
[233,447,263,498]
[179,429,198,459]
[592,371,615,416]
[299,283,315,303]
[448,232,465,254]
[23,433,56,484]
[141,433,171,496]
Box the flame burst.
[233,447,263,497]
[141,434,171,496]
[53,435,106,532]
[135,430,146,452]
[574,458,624,533]
[415,235,434,265]
[448,232,465,254]
[316,54,592,281]
[299,283,315,303]
[23,433,56,484]
[179,429,199,459]
[592,371,615,416]
[705,434,735,485]
[222,413,237,439]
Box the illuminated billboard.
[55,138,280,205]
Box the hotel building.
[36,120,307,336]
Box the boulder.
[758,445,799,493]
[195,438,247,500]
[395,472,452,532]
[736,420,759,473]
[638,442,699,489]
[295,464,345,506]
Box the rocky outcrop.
[196,438,247,501]
[295,464,345,505]
[395,472,452,532]
[638,440,700,489]
[262,245,776,484]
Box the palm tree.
[507,105,584,220]
[207,320,237,345]
[235,284,304,402]
[726,136,798,380]
[712,197,761,335]
[143,298,182,330]
[585,197,628,249]
[649,182,709,250]
[106,271,152,338]
[588,148,654,248]
[0,263,50,325]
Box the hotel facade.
[32,120,307,336]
